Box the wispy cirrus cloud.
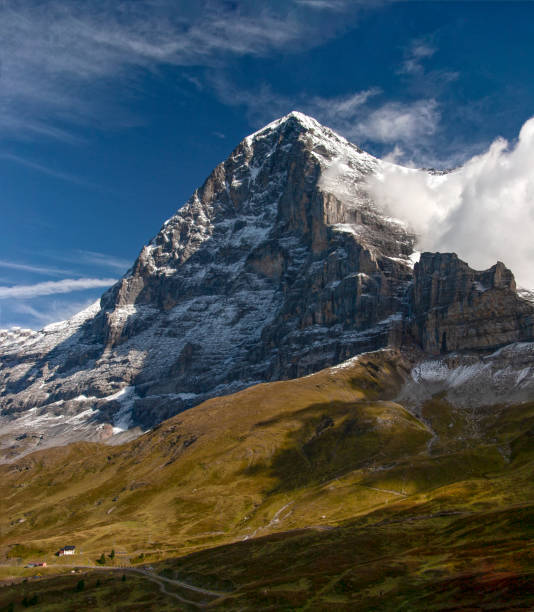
[0,2,449,164]
[294,0,358,11]
[33,249,132,274]
[314,96,443,166]
[397,36,458,98]
[0,278,116,300]
[0,152,90,186]
[309,88,382,120]
[398,40,436,76]
[209,73,441,163]
[0,259,72,277]
[74,250,131,272]
[0,249,131,281]
[0,1,366,140]
[10,299,97,326]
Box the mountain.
[1,113,534,610]
[1,111,534,460]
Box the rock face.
[410,253,534,354]
[0,111,533,457]
[0,112,416,446]
[95,112,415,397]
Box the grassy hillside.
[161,499,534,610]
[0,570,179,611]
[1,348,533,608]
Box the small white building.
[58,545,76,556]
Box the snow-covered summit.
[2,113,532,461]
[0,113,418,458]
[244,110,322,143]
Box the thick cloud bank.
[367,117,534,289]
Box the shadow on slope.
[160,494,534,610]
[245,399,430,493]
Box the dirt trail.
[8,563,230,609]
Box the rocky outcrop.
[409,252,534,354]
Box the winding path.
[13,563,230,609]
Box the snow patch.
[409,251,421,267]
[111,386,137,434]
[411,360,490,387]
[332,223,361,236]
[474,281,488,293]
[329,355,362,372]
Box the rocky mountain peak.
[1,113,533,460]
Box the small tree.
[109,549,115,560]
[96,553,106,565]
[76,579,85,592]
[121,574,126,582]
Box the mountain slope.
[1,112,418,453]
[2,348,533,559]
[1,111,533,461]
[1,347,534,609]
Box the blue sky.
[1,0,534,328]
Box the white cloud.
[33,249,132,273]
[398,40,436,75]
[0,278,116,299]
[211,75,440,159]
[366,116,534,289]
[11,299,96,326]
[310,88,381,120]
[0,152,89,185]
[0,259,71,277]
[0,1,365,139]
[349,99,440,146]
[294,0,355,11]
[74,250,131,272]
[396,36,458,101]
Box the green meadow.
[1,349,533,609]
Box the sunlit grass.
[1,349,533,608]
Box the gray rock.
[409,252,534,353]
[1,112,533,459]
